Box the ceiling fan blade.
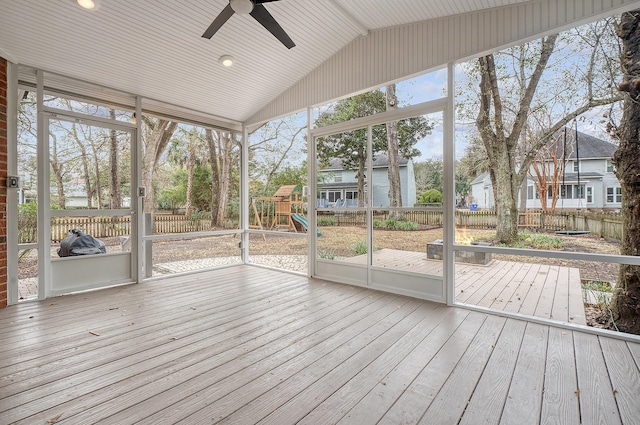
[250,4,295,49]
[254,0,281,3]
[202,3,235,39]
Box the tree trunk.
[386,84,403,219]
[608,10,640,333]
[109,109,121,209]
[49,133,66,209]
[71,123,93,208]
[185,148,196,218]
[141,118,177,213]
[206,129,220,227]
[216,131,234,227]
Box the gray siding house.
[471,130,620,211]
[318,155,417,208]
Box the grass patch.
[494,231,563,250]
[351,240,369,256]
[582,280,613,306]
[317,217,336,226]
[318,249,336,260]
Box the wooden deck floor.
[349,249,586,324]
[1,266,638,424]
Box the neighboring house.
[470,172,495,210]
[470,130,620,211]
[318,154,417,208]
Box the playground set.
[250,185,320,235]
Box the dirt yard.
[19,226,622,284]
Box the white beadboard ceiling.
[0,0,564,125]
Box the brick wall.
[0,57,7,307]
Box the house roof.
[1,1,635,126]
[542,129,617,160]
[470,172,489,185]
[321,154,409,171]
[273,185,300,197]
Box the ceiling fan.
[202,0,295,49]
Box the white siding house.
[318,155,416,207]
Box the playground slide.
[291,213,321,236]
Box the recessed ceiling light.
[77,0,99,10]
[219,55,234,67]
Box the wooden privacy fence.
[50,215,210,242]
[46,210,625,242]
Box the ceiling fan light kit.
[202,0,296,49]
[219,55,235,67]
[76,0,100,10]
[230,0,254,14]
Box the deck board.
[0,265,636,424]
[357,249,585,324]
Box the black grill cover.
[57,229,106,257]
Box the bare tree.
[108,109,121,209]
[141,116,178,213]
[386,84,403,217]
[472,20,623,243]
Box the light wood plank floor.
[347,249,586,324]
[1,266,637,424]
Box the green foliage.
[372,219,384,228]
[418,189,443,204]
[317,216,336,226]
[18,203,38,244]
[384,219,398,230]
[395,220,419,231]
[582,280,613,307]
[498,231,563,250]
[315,88,431,202]
[414,159,443,194]
[318,249,336,260]
[351,240,369,256]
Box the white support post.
[241,126,249,264]
[443,63,456,306]
[306,107,315,277]
[134,96,144,283]
[366,124,373,286]
[6,61,18,304]
[36,70,50,300]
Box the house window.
[573,161,579,172]
[333,172,342,183]
[586,186,593,203]
[607,187,622,203]
[345,190,358,200]
[327,191,341,202]
[527,185,534,200]
[607,159,614,173]
[547,185,554,199]
[574,184,585,199]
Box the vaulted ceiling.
[0,0,634,126]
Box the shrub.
[318,249,336,260]
[396,220,419,231]
[384,219,398,230]
[516,231,562,250]
[317,217,336,226]
[418,189,443,204]
[351,240,368,255]
[372,219,384,228]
